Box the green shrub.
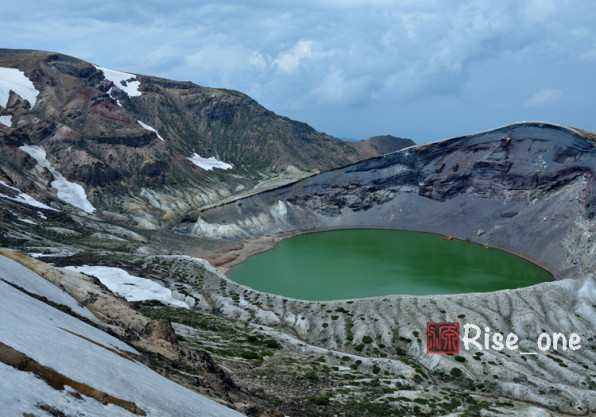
[307,395,330,406]
[304,371,319,381]
[240,351,260,360]
[264,339,281,349]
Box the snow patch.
[0,363,135,417]
[17,217,36,225]
[0,280,244,416]
[0,255,96,322]
[0,179,58,211]
[0,67,39,108]
[94,65,141,97]
[19,145,95,213]
[188,153,233,171]
[64,265,189,308]
[10,210,37,224]
[0,114,12,126]
[0,179,19,192]
[137,120,164,141]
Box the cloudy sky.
[2,0,596,143]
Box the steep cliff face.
[182,122,596,279]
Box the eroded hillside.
[184,122,596,280]
[0,48,404,230]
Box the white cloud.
[524,89,564,107]
[273,40,313,73]
[145,43,183,69]
[186,44,258,72]
[248,51,268,69]
[581,50,596,62]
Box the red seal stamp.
[427,322,460,354]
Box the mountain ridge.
[0,48,410,229]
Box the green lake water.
[227,230,552,301]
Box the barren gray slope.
[180,122,596,280]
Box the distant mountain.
[346,134,415,158]
[0,48,385,228]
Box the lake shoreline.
[212,229,553,300]
[200,227,554,284]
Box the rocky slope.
[0,48,401,230]
[105,253,596,417]
[182,122,596,280]
[347,134,415,159]
[0,251,251,416]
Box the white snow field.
[0,179,58,211]
[0,114,11,126]
[94,65,141,97]
[0,67,39,108]
[0,254,96,321]
[188,153,233,171]
[18,145,96,213]
[0,261,244,416]
[138,120,165,141]
[64,265,189,308]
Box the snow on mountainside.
[0,67,39,108]
[188,153,233,171]
[93,65,142,98]
[0,115,11,127]
[0,254,96,322]
[64,265,189,308]
[0,254,244,417]
[137,120,165,141]
[0,180,58,211]
[19,145,96,213]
